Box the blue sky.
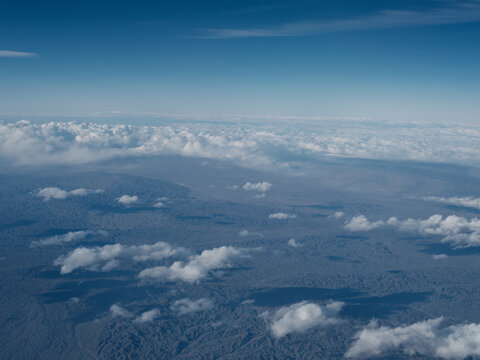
[1,0,480,122]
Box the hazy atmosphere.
[2,1,480,359]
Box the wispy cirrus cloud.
[0,50,37,57]
[198,1,480,38]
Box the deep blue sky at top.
[1,0,480,122]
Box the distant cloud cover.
[346,317,480,359]
[242,181,272,193]
[262,301,343,338]
[269,212,297,220]
[31,230,106,247]
[4,120,480,169]
[171,298,214,315]
[423,196,480,211]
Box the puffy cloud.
[345,317,480,359]
[346,214,480,248]
[110,304,133,318]
[269,212,297,220]
[54,241,184,274]
[5,119,480,168]
[262,301,343,338]
[31,230,106,247]
[433,254,448,260]
[287,238,302,248]
[170,298,214,315]
[134,309,161,323]
[117,195,138,205]
[138,246,248,283]
[36,187,103,201]
[243,181,272,193]
[345,215,384,231]
[331,211,345,219]
[423,196,480,211]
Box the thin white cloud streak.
[423,196,480,211]
[36,187,103,201]
[345,317,480,359]
[199,1,480,38]
[262,301,344,338]
[138,245,249,283]
[110,304,133,318]
[269,212,297,220]
[345,214,480,248]
[134,309,161,323]
[5,120,480,168]
[171,298,214,315]
[0,50,37,57]
[54,241,185,274]
[31,230,106,247]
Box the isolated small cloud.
[243,181,272,193]
[287,238,302,248]
[117,195,139,205]
[262,301,343,338]
[422,196,480,211]
[227,185,240,190]
[54,241,184,274]
[134,309,161,323]
[433,254,448,260]
[345,215,384,231]
[345,317,480,359]
[171,298,214,315]
[138,245,249,283]
[238,229,262,237]
[110,304,133,318]
[269,212,297,220]
[36,187,103,201]
[331,211,345,219]
[31,230,106,247]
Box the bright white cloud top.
[138,245,249,283]
[423,196,480,211]
[262,301,343,338]
[170,298,214,315]
[345,317,480,359]
[117,195,139,205]
[134,309,161,323]
[110,304,133,318]
[242,181,272,193]
[345,214,480,248]
[36,187,103,201]
[4,119,480,168]
[54,241,185,274]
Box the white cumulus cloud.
[287,238,302,248]
[171,298,214,315]
[110,304,133,318]
[54,241,184,274]
[138,245,248,283]
[346,214,480,248]
[345,317,480,359]
[423,196,480,211]
[36,187,103,201]
[243,181,272,193]
[117,195,138,205]
[262,301,343,338]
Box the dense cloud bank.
[346,317,480,359]
[3,119,480,167]
[345,214,480,247]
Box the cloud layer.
[4,119,480,168]
[269,212,297,220]
[262,301,343,338]
[345,214,480,247]
[138,245,248,283]
[55,241,185,274]
[423,196,480,211]
[31,230,106,247]
[346,317,480,359]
